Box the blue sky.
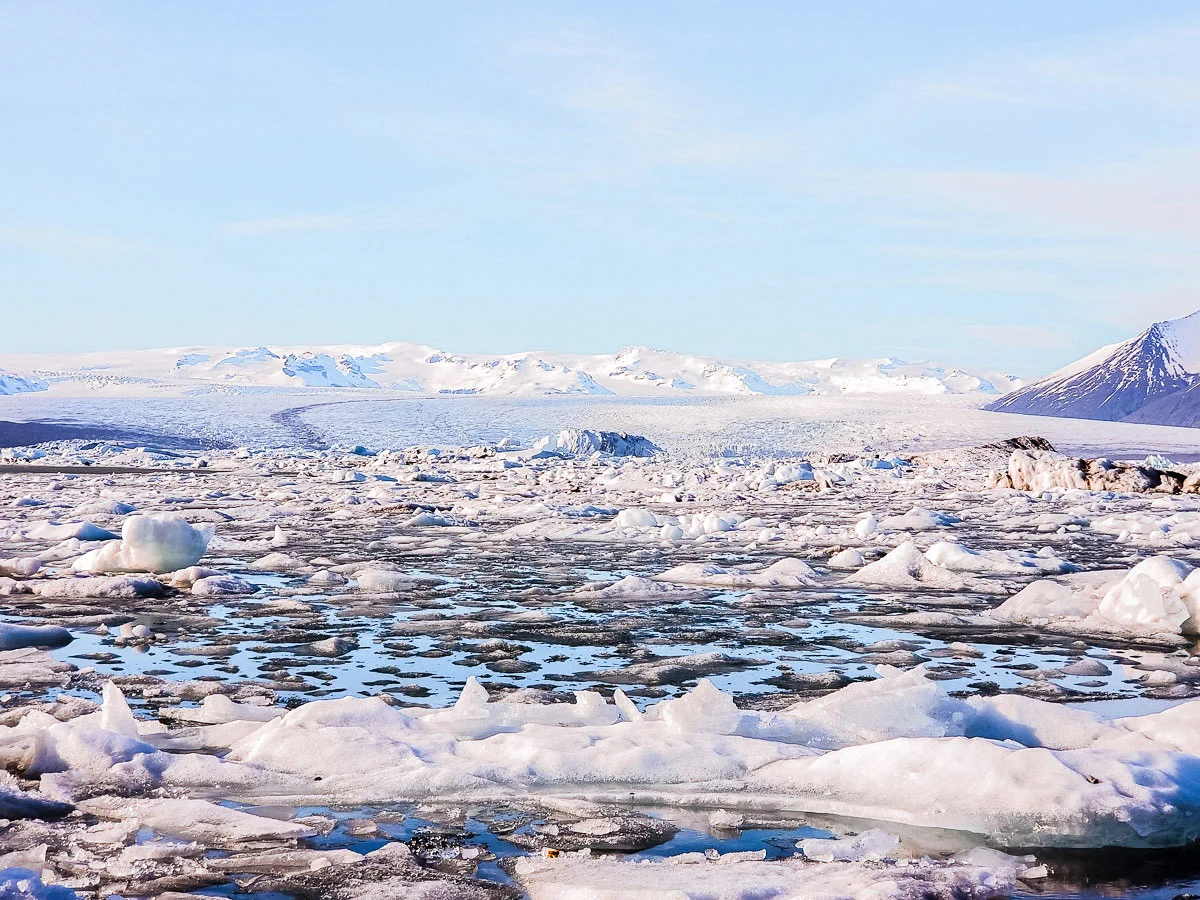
[3,2,1200,376]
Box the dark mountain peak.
[986,310,1200,426]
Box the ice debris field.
[6,414,1200,897]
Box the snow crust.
[12,668,1200,850]
[514,852,1016,900]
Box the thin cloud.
[0,226,125,254]
[511,30,778,168]
[222,212,430,237]
[966,324,1067,350]
[920,158,1200,239]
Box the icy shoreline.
[4,434,1200,896]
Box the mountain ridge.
[0,342,1021,399]
[987,310,1200,426]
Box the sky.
[3,2,1200,376]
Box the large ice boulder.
[72,513,215,575]
[994,450,1188,495]
[993,556,1200,637]
[531,429,662,458]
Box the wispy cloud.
[221,212,431,237]
[511,30,780,168]
[919,157,1200,239]
[0,226,125,254]
[897,18,1200,113]
[966,324,1067,350]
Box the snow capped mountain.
[0,342,1021,399]
[987,310,1200,425]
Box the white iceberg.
[72,514,214,575]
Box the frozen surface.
[4,392,1200,459]
[2,411,1200,896]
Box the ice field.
[4,394,1200,898]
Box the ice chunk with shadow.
[72,513,213,574]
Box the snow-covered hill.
[0,343,1021,399]
[987,310,1200,426]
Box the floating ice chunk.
[532,430,661,458]
[27,521,118,543]
[593,652,756,686]
[953,847,1044,880]
[658,679,742,735]
[1118,701,1200,756]
[708,808,745,830]
[99,682,141,739]
[843,541,992,591]
[455,675,490,712]
[828,548,864,569]
[771,463,814,485]
[574,575,698,602]
[166,694,284,725]
[0,624,72,651]
[612,689,642,723]
[405,511,456,527]
[798,828,900,862]
[72,514,214,574]
[0,869,77,900]
[77,796,318,843]
[878,507,960,531]
[514,852,1015,900]
[1097,557,1193,631]
[855,514,878,539]
[247,552,306,572]
[655,558,818,589]
[33,576,162,599]
[168,565,222,587]
[965,694,1110,750]
[993,556,1200,637]
[72,499,135,516]
[354,569,418,592]
[117,623,152,640]
[925,540,1076,575]
[0,557,41,577]
[17,710,156,778]
[780,665,966,748]
[754,735,1200,848]
[615,508,659,528]
[308,569,348,587]
[192,575,256,596]
[308,636,357,657]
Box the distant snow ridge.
[0,369,47,397]
[988,309,1200,427]
[0,342,1021,399]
